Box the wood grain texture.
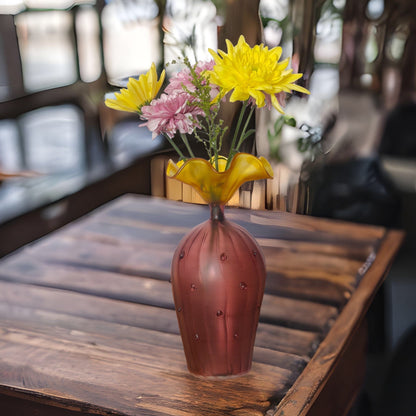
[0,195,404,415]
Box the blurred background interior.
[0,0,415,415]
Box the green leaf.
[284,115,296,127]
[242,129,256,140]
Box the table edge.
[271,228,405,416]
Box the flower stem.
[180,133,195,158]
[235,105,255,151]
[165,135,186,160]
[225,101,249,170]
[230,101,248,153]
[214,148,219,171]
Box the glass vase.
[171,203,266,377]
[167,153,273,377]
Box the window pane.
[15,11,78,91]
[0,120,22,171]
[20,105,85,174]
[76,5,102,82]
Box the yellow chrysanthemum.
[208,35,309,113]
[105,63,165,114]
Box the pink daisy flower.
[165,60,218,100]
[141,93,204,139]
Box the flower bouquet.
[106,35,309,377]
[106,35,309,203]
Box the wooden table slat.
[0,268,338,333]
[7,232,372,309]
[0,303,314,365]
[0,331,296,416]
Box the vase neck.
[209,203,225,222]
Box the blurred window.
[20,105,85,174]
[387,26,409,63]
[0,105,84,175]
[366,0,384,20]
[0,105,85,175]
[15,11,78,91]
[76,5,102,82]
[0,120,22,171]
[102,0,161,82]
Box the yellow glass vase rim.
[166,153,274,205]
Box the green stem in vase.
[180,133,195,158]
[165,135,186,160]
[235,105,255,152]
[226,101,249,170]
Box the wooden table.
[0,195,403,416]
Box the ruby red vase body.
[171,204,266,377]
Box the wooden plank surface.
[0,194,404,415]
